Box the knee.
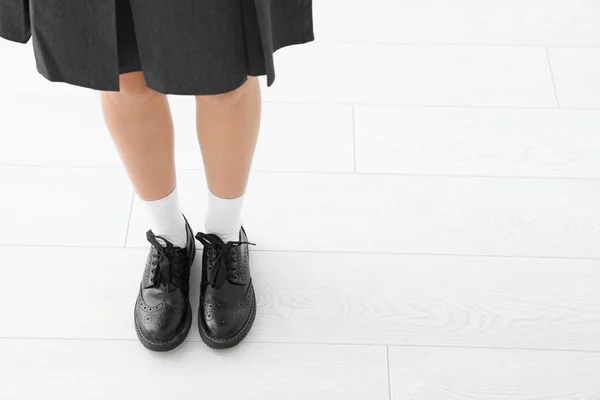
[104,72,159,108]
[196,76,256,108]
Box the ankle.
[203,189,244,244]
[141,185,188,248]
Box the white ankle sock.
[141,185,188,248]
[204,188,244,243]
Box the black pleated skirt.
[115,0,274,92]
[0,0,314,95]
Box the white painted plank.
[3,246,599,351]
[1,39,559,108]
[0,93,353,173]
[254,252,600,351]
[389,346,600,399]
[170,97,355,172]
[315,0,600,46]
[548,46,600,108]
[0,95,120,167]
[126,169,600,259]
[0,339,389,400]
[263,42,557,107]
[354,105,600,178]
[0,166,132,246]
[0,247,146,339]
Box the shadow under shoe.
[195,226,257,349]
[134,214,196,351]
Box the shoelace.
[146,230,186,292]
[195,232,256,289]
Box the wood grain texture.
[0,339,388,400]
[389,346,600,399]
[0,166,132,247]
[548,47,600,108]
[354,106,600,178]
[125,170,600,260]
[261,42,557,107]
[252,251,600,351]
[315,0,600,46]
[2,246,599,351]
[0,94,354,174]
[0,95,119,167]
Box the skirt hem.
[33,33,314,95]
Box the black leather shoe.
[195,226,257,349]
[134,214,196,352]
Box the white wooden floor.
[1,1,600,399]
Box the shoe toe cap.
[136,306,186,342]
[202,306,250,340]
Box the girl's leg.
[100,72,187,247]
[106,73,196,351]
[195,76,262,243]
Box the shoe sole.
[198,288,256,350]
[134,240,196,352]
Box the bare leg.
[194,76,261,349]
[195,76,262,199]
[100,72,176,201]
[111,76,194,353]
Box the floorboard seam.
[386,346,392,400]
[123,190,135,247]
[7,164,600,182]
[4,243,600,261]
[545,46,561,107]
[1,338,599,354]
